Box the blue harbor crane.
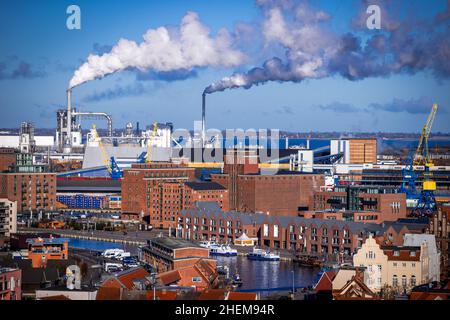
[399,104,438,217]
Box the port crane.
[406,103,438,217]
[91,124,123,180]
[145,122,158,163]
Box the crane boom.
[145,122,158,163]
[91,124,112,174]
[414,103,438,166]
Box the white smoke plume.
[204,0,450,94]
[69,11,244,89]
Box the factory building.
[211,149,324,216]
[0,123,54,152]
[56,179,121,210]
[311,185,407,222]
[331,138,377,164]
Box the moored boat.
[200,241,238,256]
[246,247,280,261]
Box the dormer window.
[410,251,416,257]
[394,251,400,257]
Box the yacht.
[247,247,280,261]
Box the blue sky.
[1,0,449,133]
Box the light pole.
[150,272,157,301]
[291,270,295,299]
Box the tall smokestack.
[66,89,72,148]
[202,92,206,147]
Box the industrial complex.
[1,0,450,305]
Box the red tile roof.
[227,292,257,300]
[96,286,122,300]
[314,271,336,292]
[157,270,182,286]
[146,290,178,300]
[197,289,227,300]
[115,267,150,289]
[382,247,421,261]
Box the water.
[67,238,318,293]
[214,256,317,293]
[68,238,138,254]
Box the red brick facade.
[0,268,21,300]
[121,163,196,228]
[177,204,382,255]
[0,148,17,172]
[121,163,229,229]
[212,172,324,216]
[312,187,407,222]
[0,172,56,212]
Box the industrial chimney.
[202,92,206,147]
[66,89,72,149]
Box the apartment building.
[0,199,17,238]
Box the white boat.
[247,247,280,261]
[199,241,238,256]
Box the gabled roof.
[334,276,377,300]
[157,270,182,286]
[314,271,336,292]
[102,267,150,290]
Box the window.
[401,275,407,287]
[392,275,398,287]
[393,251,400,257]
[410,251,416,257]
[263,224,269,237]
[274,225,279,238]
[410,276,416,287]
[192,277,202,283]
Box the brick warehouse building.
[211,150,324,216]
[311,185,407,222]
[141,237,214,272]
[0,150,56,213]
[121,163,229,229]
[178,202,382,255]
[0,172,56,213]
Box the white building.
[403,233,440,282]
